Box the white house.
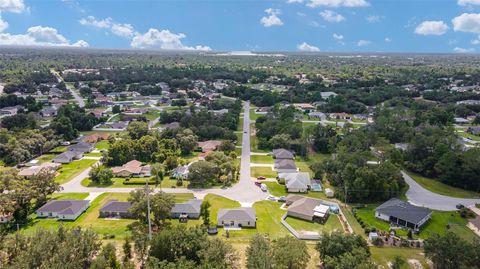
[36,200,90,220]
[217,208,256,228]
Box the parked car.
[257,176,266,180]
[456,204,465,209]
[254,182,262,187]
[278,196,286,203]
[260,183,267,192]
[267,195,276,201]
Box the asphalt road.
[403,171,480,211]
[50,69,85,108]
[60,101,267,205]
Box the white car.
[260,183,267,192]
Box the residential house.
[36,199,90,220]
[271,148,294,159]
[53,151,83,164]
[99,200,132,218]
[467,126,480,136]
[198,140,222,152]
[320,91,338,100]
[171,165,189,179]
[454,117,470,124]
[0,106,22,117]
[308,111,326,120]
[210,109,229,115]
[18,162,61,177]
[217,207,256,228]
[68,142,94,153]
[394,143,410,151]
[39,106,58,117]
[329,112,352,120]
[111,160,151,178]
[0,213,13,223]
[83,133,110,143]
[278,172,311,193]
[171,199,203,221]
[375,198,431,230]
[274,159,297,173]
[293,103,315,112]
[286,195,329,222]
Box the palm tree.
[151,163,165,189]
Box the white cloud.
[306,0,369,8]
[131,28,210,51]
[471,35,480,44]
[0,0,26,13]
[0,25,88,47]
[452,13,480,34]
[79,16,137,38]
[287,0,304,3]
[458,0,480,6]
[454,47,475,53]
[356,39,371,46]
[260,8,283,27]
[366,15,384,23]
[0,16,8,32]
[333,33,345,45]
[319,10,345,22]
[414,20,449,35]
[297,42,320,51]
[385,37,392,42]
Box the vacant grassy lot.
[55,159,97,184]
[356,204,477,241]
[370,247,430,269]
[250,154,274,164]
[408,172,480,198]
[285,215,344,234]
[251,166,277,178]
[95,140,110,150]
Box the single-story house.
[274,159,297,173]
[198,140,222,152]
[39,106,58,117]
[278,172,311,193]
[217,207,256,228]
[0,213,13,223]
[272,148,294,159]
[171,165,189,179]
[329,112,351,120]
[53,151,83,164]
[293,103,315,112]
[308,111,326,119]
[375,198,432,230]
[0,106,22,117]
[394,143,409,151]
[36,199,90,220]
[320,91,337,100]
[454,117,470,124]
[171,199,203,221]
[286,195,329,222]
[467,126,480,136]
[83,133,110,143]
[99,200,132,218]
[18,162,61,177]
[68,142,94,153]
[111,160,151,178]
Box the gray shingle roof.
[272,148,294,159]
[100,200,132,213]
[274,159,297,170]
[375,198,431,225]
[36,200,89,215]
[217,207,256,222]
[171,199,202,214]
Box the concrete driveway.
[403,171,480,211]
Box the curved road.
[403,171,480,211]
[50,69,85,108]
[60,101,268,205]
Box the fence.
[280,213,321,240]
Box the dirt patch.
[408,259,424,269]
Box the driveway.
[60,101,268,204]
[403,171,480,211]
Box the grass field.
[250,154,274,164]
[251,167,277,178]
[237,117,243,131]
[81,176,186,188]
[370,247,430,269]
[55,159,98,184]
[35,154,56,164]
[408,172,480,199]
[356,204,477,241]
[285,215,344,234]
[95,140,110,150]
[235,132,243,144]
[49,192,89,200]
[84,152,103,157]
[249,108,260,122]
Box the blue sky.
[2,0,480,53]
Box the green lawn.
[81,176,187,188]
[408,172,480,199]
[250,154,274,164]
[457,130,480,141]
[235,132,243,144]
[95,140,110,150]
[249,108,260,122]
[84,152,103,157]
[285,215,344,234]
[35,154,56,164]
[55,159,98,184]
[237,117,243,131]
[251,167,277,178]
[356,204,477,241]
[370,247,430,269]
[50,146,68,153]
[265,181,328,200]
[49,192,89,200]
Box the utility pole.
[344,184,348,206]
[146,180,152,241]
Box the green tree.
[272,236,309,269]
[198,238,239,269]
[89,165,114,185]
[188,161,216,186]
[150,191,175,228]
[200,200,211,226]
[176,128,198,155]
[424,232,475,269]
[123,237,132,263]
[91,243,119,269]
[391,256,405,269]
[151,163,165,188]
[316,232,372,269]
[246,234,272,269]
[127,121,149,140]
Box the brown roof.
[287,196,322,217]
[112,160,144,174]
[198,140,222,152]
[18,162,61,177]
[83,133,110,143]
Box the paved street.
[403,171,480,211]
[50,69,85,108]
[60,101,268,204]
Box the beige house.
[111,160,151,178]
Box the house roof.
[287,196,323,217]
[217,207,256,222]
[36,199,89,215]
[18,162,61,176]
[68,142,93,152]
[274,159,297,170]
[100,200,132,213]
[112,160,144,174]
[54,151,81,161]
[272,148,294,159]
[198,140,222,151]
[375,198,431,225]
[171,199,202,214]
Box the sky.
[2,0,480,53]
